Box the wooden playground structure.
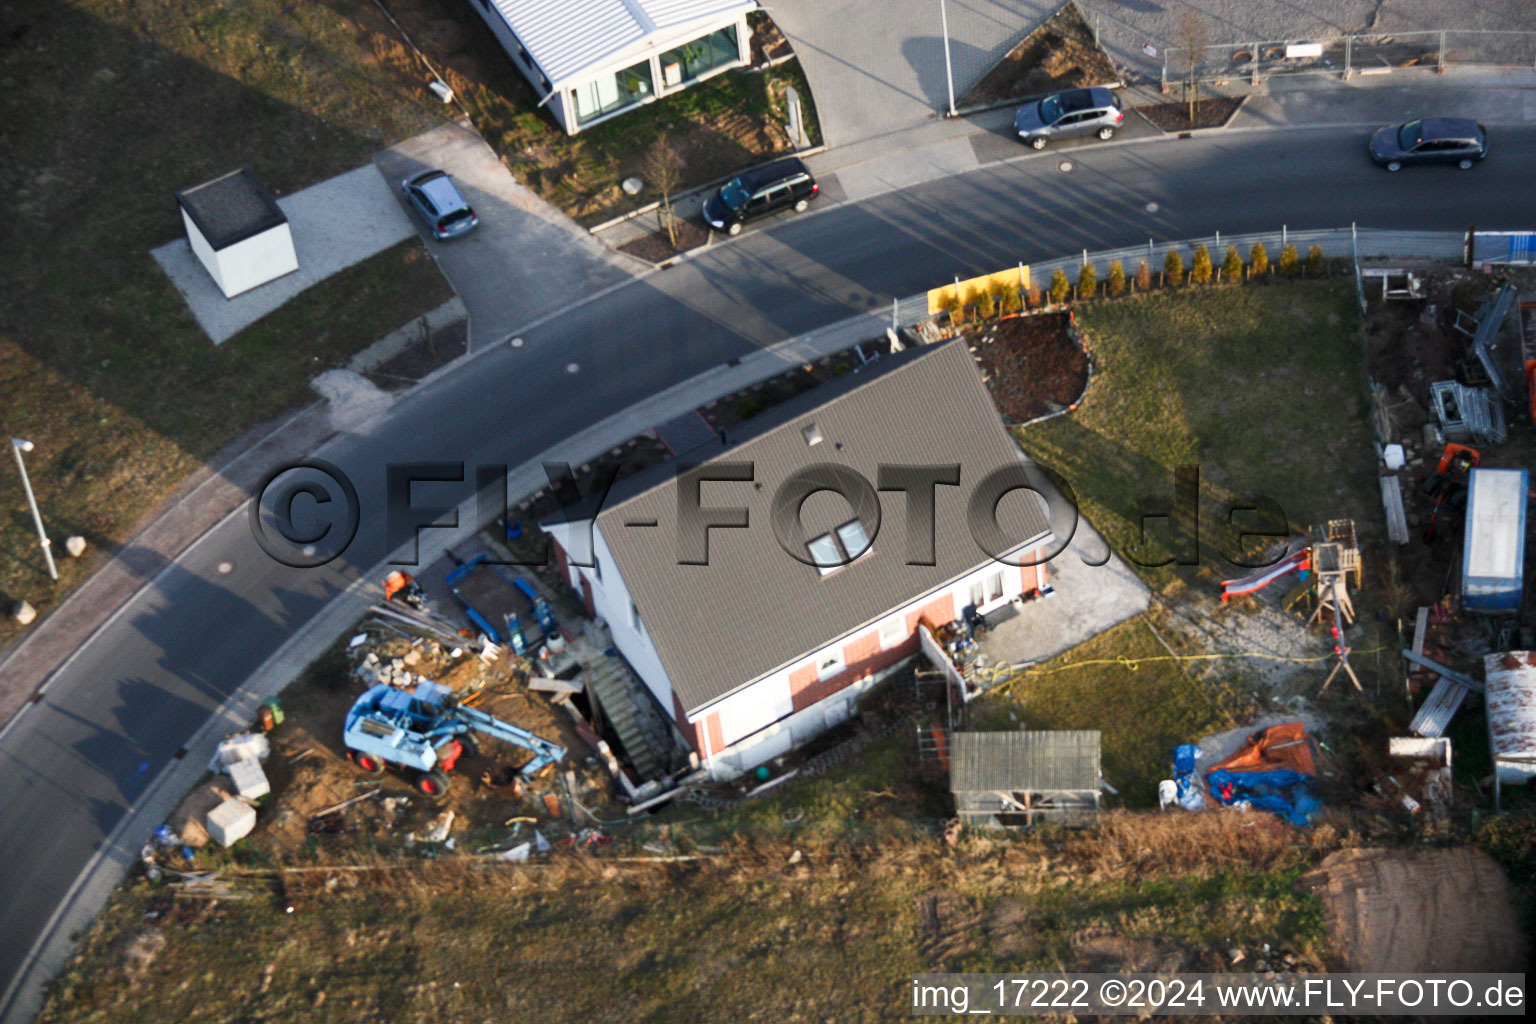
[1220,519,1364,692]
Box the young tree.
[975,284,996,320]
[642,134,685,247]
[1135,260,1152,292]
[1278,244,1300,276]
[995,283,1021,315]
[939,289,961,325]
[1106,260,1126,297]
[1222,244,1243,281]
[1163,249,1184,287]
[1049,268,1072,304]
[1306,244,1325,275]
[1077,262,1097,299]
[1190,244,1213,284]
[1249,241,1269,277]
[1176,10,1210,125]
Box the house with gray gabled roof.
[469,0,757,134]
[544,340,1062,779]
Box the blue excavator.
[343,679,566,798]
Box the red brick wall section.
[791,631,916,713]
[553,538,570,587]
[672,690,702,754]
[788,663,819,713]
[906,593,956,634]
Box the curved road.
[4,123,1536,1015]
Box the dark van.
[702,157,818,236]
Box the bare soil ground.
[1134,97,1246,132]
[1300,847,1528,971]
[365,320,468,386]
[968,311,1089,424]
[959,2,1119,108]
[617,218,712,263]
[696,343,878,432]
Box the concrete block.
[226,757,271,800]
[206,798,256,847]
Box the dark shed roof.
[175,166,287,250]
[951,731,1102,792]
[585,340,1054,715]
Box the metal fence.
[1162,29,1536,90]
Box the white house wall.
[691,539,1050,778]
[548,518,678,713]
[211,223,299,299]
[181,209,225,295]
[471,2,749,133]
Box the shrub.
[1278,244,1300,276]
[735,397,763,420]
[1306,244,1325,275]
[1163,249,1184,286]
[1106,260,1126,297]
[1222,244,1243,281]
[1249,242,1269,277]
[1077,262,1097,299]
[833,362,851,375]
[974,285,996,320]
[938,290,960,323]
[1190,244,1213,284]
[1135,260,1151,292]
[1049,268,1071,304]
[996,284,1021,315]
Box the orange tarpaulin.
[1206,722,1317,780]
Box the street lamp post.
[11,439,57,581]
[939,0,957,116]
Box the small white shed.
[174,167,298,299]
[1485,651,1536,808]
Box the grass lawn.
[39,815,1330,1024]
[1019,280,1379,592]
[383,1,822,225]
[0,2,454,642]
[968,619,1221,806]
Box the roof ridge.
[597,340,961,516]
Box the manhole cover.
[216,561,234,575]
[1145,201,1160,213]
[508,336,525,348]
[1057,159,1074,173]
[566,362,580,374]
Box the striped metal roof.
[490,0,754,86]
[1485,651,1536,760]
[950,731,1102,792]
[589,340,1054,715]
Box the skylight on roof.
[801,423,823,446]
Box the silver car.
[1014,87,1124,150]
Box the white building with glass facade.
[471,0,756,134]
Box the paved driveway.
[375,119,641,349]
[770,1,1056,148]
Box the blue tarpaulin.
[1206,767,1322,826]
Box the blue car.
[402,169,479,240]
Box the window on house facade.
[817,648,846,681]
[878,616,906,648]
[572,58,654,125]
[658,24,739,89]
[970,580,985,609]
[835,519,871,560]
[807,533,841,575]
[593,554,602,583]
[989,570,1005,602]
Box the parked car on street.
[402,169,479,239]
[702,157,818,236]
[1368,118,1488,172]
[1014,87,1124,149]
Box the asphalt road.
[5,123,1536,1013]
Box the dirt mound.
[917,892,1039,966]
[1300,847,1527,972]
